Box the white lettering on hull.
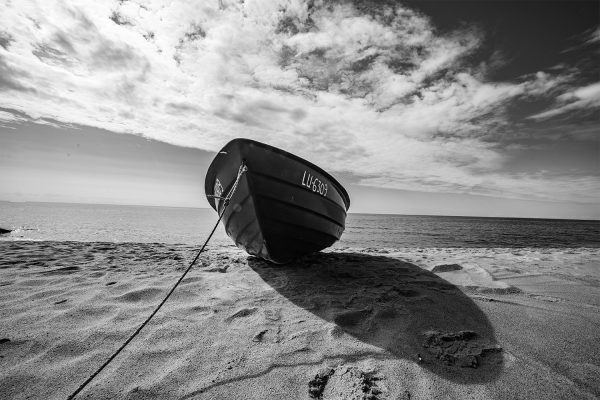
[301,170,328,197]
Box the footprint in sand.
[333,308,372,327]
[527,293,562,302]
[263,308,281,321]
[116,287,163,303]
[252,329,268,342]
[329,325,344,338]
[225,307,258,322]
[379,288,422,301]
[41,266,81,275]
[202,264,229,273]
[372,306,405,319]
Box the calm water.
[0,201,598,248]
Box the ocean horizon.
[2,200,598,248]
[3,199,599,221]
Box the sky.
[0,0,598,219]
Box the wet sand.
[0,241,598,399]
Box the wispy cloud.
[0,0,597,203]
[529,82,600,120]
[0,109,28,128]
[585,26,600,45]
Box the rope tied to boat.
[67,162,247,400]
[206,163,248,207]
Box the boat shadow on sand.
[248,252,503,384]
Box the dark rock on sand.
[432,264,463,273]
[0,228,11,235]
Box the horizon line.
[1,199,598,222]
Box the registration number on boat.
[301,170,328,196]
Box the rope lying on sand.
[67,163,247,400]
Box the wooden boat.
[205,138,350,263]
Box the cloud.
[0,55,35,92]
[585,26,600,45]
[0,31,14,50]
[529,82,600,120]
[0,109,28,128]
[0,0,597,204]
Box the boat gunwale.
[206,138,350,211]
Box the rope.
[67,163,247,400]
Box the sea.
[0,201,598,248]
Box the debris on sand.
[432,264,463,273]
[309,366,385,400]
[308,367,334,399]
[422,330,502,368]
[475,286,522,295]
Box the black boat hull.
[205,139,350,263]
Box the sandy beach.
[2,0,599,398]
[0,241,598,399]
